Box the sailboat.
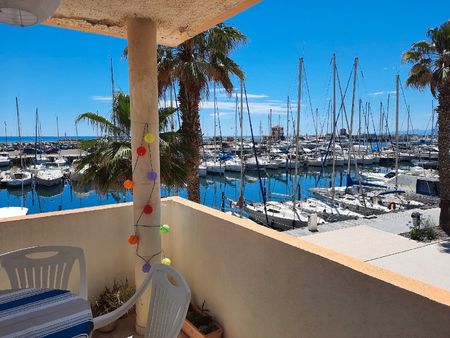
[245,58,324,230]
[2,98,32,187]
[245,200,325,230]
[206,84,225,175]
[294,198,362,222]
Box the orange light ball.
[123,179,134,189]
[128,234,139,245]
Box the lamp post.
[0,0,61,26]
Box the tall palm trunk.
[438,79,450,234]
[179,81,202,202]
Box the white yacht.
[245,201,325,230]
[0,207,28,219]
[198,163,207,177]
[224,158,243,172]
[1,170,33,187]
[0,154,10,167]
[35,167,64,187]
[205,161,225,175]
[310,186,390,216]
[294,198,362,222]
[69,160,89,182]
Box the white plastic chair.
[0,245,87,300]
[93,264,191,338]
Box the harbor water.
[0,164,397,216]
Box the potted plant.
[182,301,223,338]
[91,279,135,333]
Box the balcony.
[1,197,450,337]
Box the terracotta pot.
[181,304,223,338]
[97,320,118,333]
[182,319,223,338]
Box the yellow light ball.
[161,257,171,265]
[144,133,155,144]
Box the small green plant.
[91,279,135,317]
[409,217,437,242]
[409,227,437,241]
[186,301,218,335]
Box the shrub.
[91,279,135,317]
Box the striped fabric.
[0,288,93,338]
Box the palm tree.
[74,92,192,194]
[158,23,246,202]
[403,20,450,234]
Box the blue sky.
[0,0,449,138]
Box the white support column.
[127,17,160,333]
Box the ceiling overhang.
[44,0,260,46]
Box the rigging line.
[243,81,271,228]
[318,58,353,185]
[303,64,318,135]
[368,103,382,153]
[320,64,333,134]
[214,84,224,147]
[335,63,353,139]
[172,81,181,129]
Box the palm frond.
[76,112,123,136]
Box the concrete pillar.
[126,17,160,332]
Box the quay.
[3,149,84,165]
[287,207,450,292]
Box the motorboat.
[35,168,64,187]
[1,170,33,187]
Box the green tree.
[157,23,246,202]
[403,20,450,234]
[74,92,192,194]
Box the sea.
[0,164,397,216]
[1,136,94,144]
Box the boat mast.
[379,102,383,142]
[239,79,244,217]
[169,83,174,131]
[268,108,272,152]
[331,54,337,201]
[35,108,38,164]
[234,93,238,153]
[286,96,290,147]
[110,57,116,134]
[347,57,358,173]
[213,83,217,159]
[431,100,435,141]
[395,74,400,189]
[56,116,60,140]
[15,97,23,169]
[293,57,303,205]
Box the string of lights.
[124,122,171,273]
